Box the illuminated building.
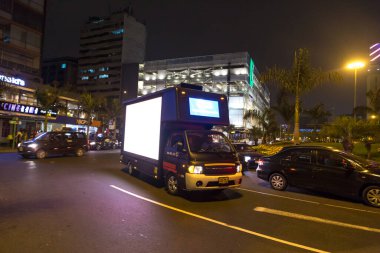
[366,42,380,118]
[136,52,270,128]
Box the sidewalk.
[0,146,17,153]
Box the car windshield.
[186,131,233,153]
[341,151,378,168]
[33,132,49,141]
[234,144,255,152]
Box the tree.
[304,103,331,140]
[272,88,294,139]
[98,98,122,135]
[79,92,104,136]
[243,108,278,144]
[34,85,64,132]
[260,48,342,144]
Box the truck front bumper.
[185,172,242,191]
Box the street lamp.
[347,61,365,120]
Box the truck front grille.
[203,164,236,175]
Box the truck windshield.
[186,131,233,153]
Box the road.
[1,150,380,253]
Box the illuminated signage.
[249,58,255,87]
[0,102,57,117]
[0,75,25,87]
[189,97,220,118]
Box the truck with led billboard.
[120,85,242,195]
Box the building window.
[99,74,109,79]
[81,76,89,80]
[111,28,124,35]
[61,63,66,69]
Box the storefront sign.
[0,75,25,87]
[0,102,57,117]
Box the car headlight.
[244,156,251,162]
[188,165,203,174]
[90,141,96,145]
[236,164,242,173]
[17,143,21,148]
[28,143,38,149]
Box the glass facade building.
[138,52,270,128]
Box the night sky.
[43,0,380,116]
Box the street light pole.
[353,68,357,120]
[347,61,365,120]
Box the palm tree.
[243,108,278,144]
[305,103,331,140]
[260,48,342,144]
[34,85,64,132]
[99,98,122,135]
[272,88,294,139]
[79,92,104,136]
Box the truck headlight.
[188,165,203,174]
[244,156,251,162]
[28,143,38,149]
[236,164,242,173]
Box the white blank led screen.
[124,97,162,160]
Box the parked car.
[17,131,88,159]
[232,143,263,171]
[256,145,380,207]
[89,134,120,150]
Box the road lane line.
[254,207,380,233]
[238,187,320,204]
[239,188,380,214]
[110,185,329,253]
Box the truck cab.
[163,130,241,194]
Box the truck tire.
[166,173,179,195]
[127,163,138,176]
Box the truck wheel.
[362,186,380,208]
[35,149,47,159]
[166,173,179,195]
[127,163,137,176]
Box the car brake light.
[257,160,264,166]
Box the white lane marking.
[239,188,380,215]
[110,185,329,253]
[238,187,320,204]
[254,207,380,233]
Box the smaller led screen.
[189,97,220,118]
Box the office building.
[77,9,146,101]
[366,42,380,119]
[133,52,270,128]
[42,57,78,89]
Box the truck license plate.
[218,177,229,184]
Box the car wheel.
[36,149,47,159]
[362,186,380,208]
[75,148,85,157]
[269,173,287,191]
[166,173,179,195]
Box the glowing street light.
[347,61,365,120]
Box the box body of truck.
[120,86,242,194]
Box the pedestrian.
[364,139,372,159]
[15,129,22,145]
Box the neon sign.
[0,75,25,86]
[0,102,57,117]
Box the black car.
[232,143,263,171]
[18,131,88,159]
[256,145,380,208]
[89,135,120,150]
